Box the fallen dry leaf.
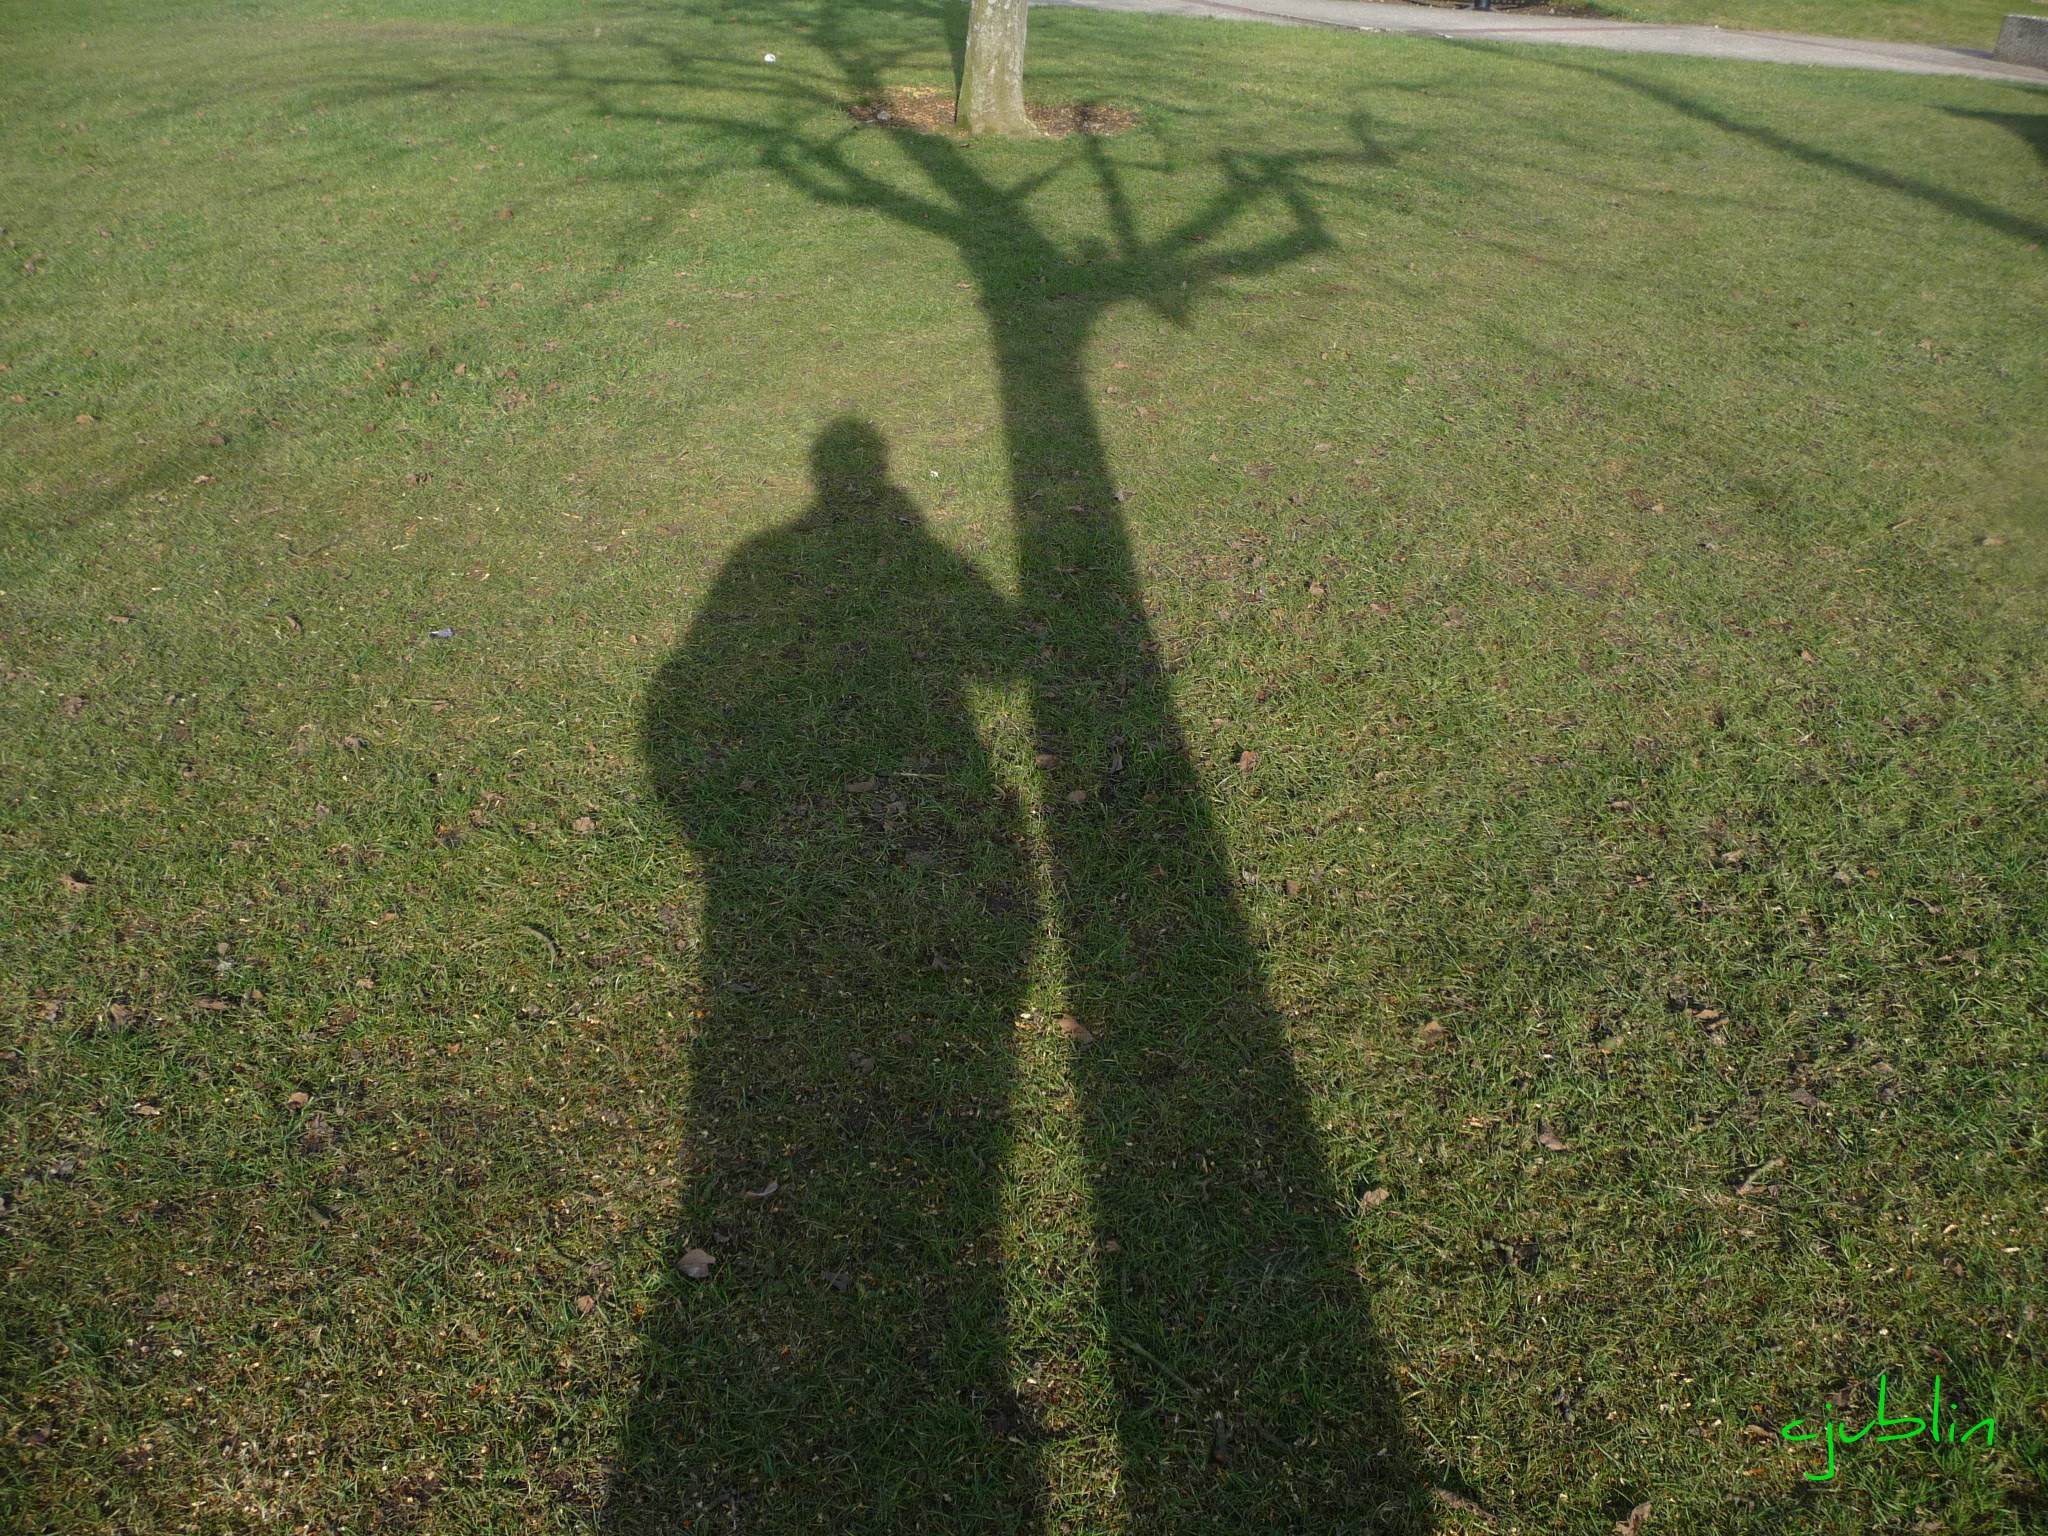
[1056,1015,1094,1044]
[575,1294,596,1316]
[1415,1020,1448,1048]
[1033,752,1061,768]
[1357,1186,1391,1213]
[1065,788,1089,805]
[1433,1487,1494,1520]
[1536,1123,1569,1153]
[571,815,597,834]
[845,775,880,794]
[1236,749,1260,773]
[284,1091,311,1110]
[1615,1501,1651,1535]
[678,1247,716,1280]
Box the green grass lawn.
[1581,0,2048,49]
[4,0,2046,1531]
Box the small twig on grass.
[1115,1335,1295,1457]
[517,921,563,963]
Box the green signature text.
[1781,1374,1996,1482]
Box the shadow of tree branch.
[1491,46,2048,248]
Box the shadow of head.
[810,414,896,505]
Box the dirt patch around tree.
[848,85,1138,138]
[1401,0,1607,13]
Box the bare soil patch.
[848,85,1138,138]
[1401,0,1605,12]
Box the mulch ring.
[1401,0,1605,11]
[847,86,1136,138]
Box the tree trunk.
[957,0,1039,138]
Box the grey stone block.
[1994,13,2048,68]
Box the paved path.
[1041,0,2048,85]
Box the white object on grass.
[762,52,778,63]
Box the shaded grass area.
[3,0,2046,1531]
[1581,0,2048,49]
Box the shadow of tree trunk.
[979,211,1430,1536]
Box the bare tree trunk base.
[959,0,1042,139]
[958,98,1042,138]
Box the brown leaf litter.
[848,86,1136,138]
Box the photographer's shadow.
[621,417,1425,1531]
[622,420,1042,1529]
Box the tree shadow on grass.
[618,10,1432,1531]
[1941,105,2048,168]
[1494,47,2048,247]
